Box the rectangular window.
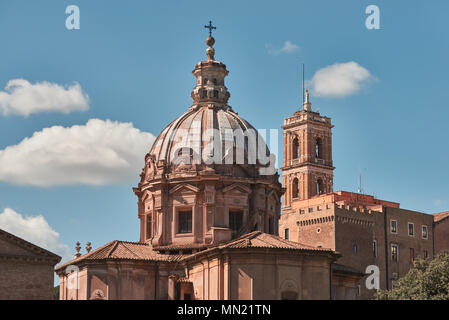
[423,250,428,259]
[373,240,378,258]
[178,210,192,234]
[229,210,243,232]
[268,217,274,234]
[408,223,414,237]
[422,225,428,239]
[146,214,152,239]
[391,244,398,262]
[409,248,415,263]
[284,228,290,240]
[390,220,397,234]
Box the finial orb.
[206,36,215,47]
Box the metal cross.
[204,20,216,37]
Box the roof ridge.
[434,211,449,221]
[117,240,148,246]
[250,232,326,250]
[55,240,118,270]
[219,230,260,248]
[269,233,304,248]
[0,228,61,261]
[106,240,120,258]
[118,242,144,259]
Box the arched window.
[292,137,299,159]
[213,78,218,85]
[213,90,218,98]
[292,177,299,199]
[316,138,323,159]
[174,147,194,165]
[316,178,324,195]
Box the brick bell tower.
[282,90,334,211]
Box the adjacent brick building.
[279,95,449,299]
[0,229,61,300]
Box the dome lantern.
[190,21,230,107]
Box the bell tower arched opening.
[281,91,334,208]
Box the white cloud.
[0,208,71,262]
[0,119,156,186]
[308,62,374,98]
[0,79,89,116]
[433,199,446,207]
[266,41,300,55]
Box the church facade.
[56,31,363,300]
[56,28,449,299]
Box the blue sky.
[0,0,448,269]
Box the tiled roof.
[56,231,337,272]
[153,242,210,251]
[217,231,333,251]
[56,240,185,271]
[434,211,449,223]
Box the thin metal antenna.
[360,174,362,194]
[358,173,363,194]
[302,63,305,104]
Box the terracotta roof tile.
[218,231,333,251]
[434,211,449,223]
[56,240,185,271]
[56,231,337,272]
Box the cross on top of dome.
[204,20,216,37]
[204,21,217,61]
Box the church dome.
[141,34,275,181]
[149,105,271,174]
[134,27,282,250]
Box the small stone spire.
[86,242,92,253]
[74,241,81,258]
[303,89,312,111]
[190,21,230,107]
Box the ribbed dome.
[140,33,276,181]
[149,105,270,170]
[134,28,282,250]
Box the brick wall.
[0,260,55,300]
[434,217,449,255]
